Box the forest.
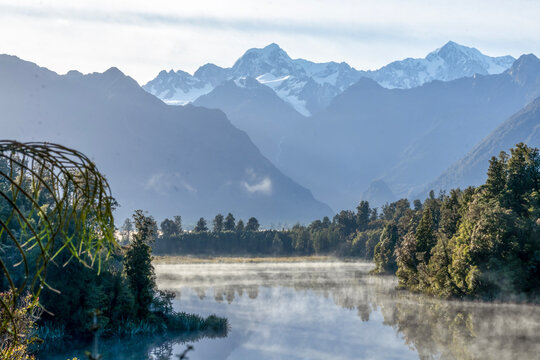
[152,143,540,301]
[1,141,539,359]
[0,142,227,359]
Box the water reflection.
[38,331,222,360]
[38,262,540,359]
[156,262,540,360]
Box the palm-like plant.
[0,140,117,342]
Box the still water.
[41,261,540,360]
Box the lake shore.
[153,255,353,264]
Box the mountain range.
[188,46,540,210]
[0,54,332,225]
[2,42,539,224]
[277,54,540,210]
[144,41,515,117]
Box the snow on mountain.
[367,41,516,89]
[143,41,515,115]
[143,69,215,105]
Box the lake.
[39,260,540,360]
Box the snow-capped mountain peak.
[232,43,297,78]
[370,41,516,89]
[143,41,516,115]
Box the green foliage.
[235,219,245,233]
[373,224,398,273]
[0,141,116,348]
[224,213,235,231]
[212,214,224,232]
[392,143,540,300]
[356,201,370,232]
[153,143,540,301]
[124,211,157,319]
[160,218,180,239]
[415,207,437,263]
[0,291,40,360]
[246,217,260,232]
[194,218,208,232]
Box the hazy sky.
[1,0,539,84]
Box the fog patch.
[145,172,197,195]
[242,177,272,195]
[153,261,540,360]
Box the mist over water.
[154,261,540,360]
[40,261,540,359]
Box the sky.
[1,0,539,84]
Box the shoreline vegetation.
[2,141,539,358]
[150,143,540,303]
[31,210,229,356]
[0,143,228,360]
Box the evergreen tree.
[321,216,331,228]
[485,152,507,197]
[505,143,540,214]
[194,217,208,232]
[334,210,357,236]
[124,210,157,319]
[272,233,283,253]
[246,217,260,231]
[439,189,461,238]
[356,201,370,232]
[369,208,378,222]
[373,224,399,273]
[415,207,436,263]
[173,215,183,233]
[160,218,179,239]
[224,213,236,231]
[235,219,245,232]
[213,214,224,232]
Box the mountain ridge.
[144,41,516,116]
[0,54,333,224]
[423,95,540,196]
[274,53,540,211]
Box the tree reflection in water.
[157,262,539,360]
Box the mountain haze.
[194,77,308,165]
[0,54,332,224]
[144,41,515,117]
[425,95,540,194]
[277,54,540,210]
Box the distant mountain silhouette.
[277,54,540,210]
[0,54,332,225]
[194,77,308,166]
[361,180,396,208]
[145,41,514,116]
[424,95,540,196]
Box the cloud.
[243,177,272,195]
[145,172,196,195]
[0,4,411,43]
[0,1,538,83]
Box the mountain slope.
[277,54,540,210]
[0,54,332,224]
[424,96,540,194]
[194,77,308,165]
[144,41,515,116]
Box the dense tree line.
[153,143,540,300]
[0,147,228,358]
[2,209,227,346]
[153,209,375,256]
[372,143,540,300]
